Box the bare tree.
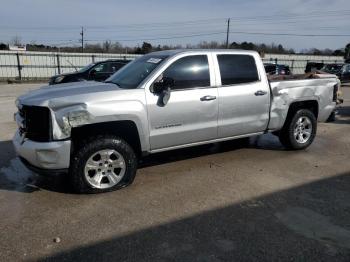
[112,42,123,53]
[103,40,112,53]
[10,35,22,46]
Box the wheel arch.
[71,120,143,156]
[283,100,319,128]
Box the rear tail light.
[333,84,338,102]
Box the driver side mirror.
[151,76,174,94]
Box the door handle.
[255,90,267,96]
[200,95,217,101]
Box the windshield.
[322,64,343,73]
[78,63,95,73]
[105,54,169,89]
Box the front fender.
[52,99,150,152]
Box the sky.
[0,0,349,51]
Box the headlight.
[68,110,90,126]
[55,75,65,83]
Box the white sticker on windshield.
[147,58,162,64]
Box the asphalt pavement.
[0,83,349,261]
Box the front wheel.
[279,109,317,150]
[70,135,137,193]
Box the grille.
[19,106,52,142]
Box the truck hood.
[51,71,79,78]
[18,81,120,107]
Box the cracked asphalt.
[0,83,349,261]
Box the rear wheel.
[70,135,137,193]
[279,109,317,150]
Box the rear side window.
[217,55,259,85]
[163,55,210,90]
[110,62,126,72]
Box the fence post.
[291,60,294,72]
[56,54,61,74]
[92,55,95,63]
[275,58,278,64]
[16,53,22,80]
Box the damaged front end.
[15,101,94,142]
[51,104,94,140]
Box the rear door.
[214,53,270,138]
[110,61,127,74]
[145,53,218,150]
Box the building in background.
[8,45,27,51]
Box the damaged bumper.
[13,130,71,172]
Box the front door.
[145,54,218,151]
[90,62,111,81]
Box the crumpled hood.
[18,81,119,107]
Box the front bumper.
[13,130,71,171]
[19,157,68,175]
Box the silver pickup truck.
[13,49,339,193]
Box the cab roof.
[148,49,259,57]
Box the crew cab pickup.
[13,50,339,193]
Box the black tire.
[279,109,317,150]
[70,135,137,193]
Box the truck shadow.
[0,135,284,194]
[139,134,283,169]
[36,172,350,262]
[0,140,69,193]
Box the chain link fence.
[0,50,345,82]
[0,51,140,82]
[262,57,344,74]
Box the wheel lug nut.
[109,164,112,167]
[98,169,101,172]
[99,163,102,166]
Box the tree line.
[0,39,349,58]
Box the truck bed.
[267,71,337,82]
[267,72,339,131]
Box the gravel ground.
[0,83,349,261]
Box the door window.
[162,55,210,90]
[217,55,259,85]
[93,62,109,73]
